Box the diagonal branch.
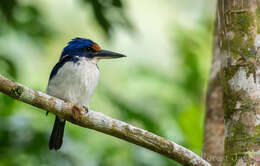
[0,75,210,166]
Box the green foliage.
[0,1,214,166]
[101,19,214,156]
[0,0,52,40]
[82,0,132,36]
[173,20,213,153]
[0,55,17,117]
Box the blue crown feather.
[61,38,95,58]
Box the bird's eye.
[85,47,93,52]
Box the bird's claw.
[72,105,88,119]
[83,106,89,113]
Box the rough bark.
[203,18,225,165]
[218,0,260,165]
[0,75,211,166]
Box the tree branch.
[0,75,210,166]
[203,7,224,165]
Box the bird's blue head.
[60,38,125,61]
[49,38,126,80]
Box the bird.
[46,37,126,150]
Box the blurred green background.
[0,0,216,165]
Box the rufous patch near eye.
[92,43,101,51]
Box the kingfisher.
[47,37,126,150]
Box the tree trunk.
[203,15,225,165]
[218,0,260,165]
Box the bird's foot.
[72,105,84,120]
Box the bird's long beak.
[93,50,126,59]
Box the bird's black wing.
[49,55,79,81]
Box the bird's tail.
[49,116,66,150]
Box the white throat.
[90,57,100,64]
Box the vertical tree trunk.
[218,0,260,165]
[203,15,225,165]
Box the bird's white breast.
[47,57,99,106]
